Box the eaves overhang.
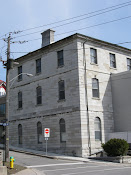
[15,33,131,63]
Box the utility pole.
[5,33,11,162]
[1,31,27,162]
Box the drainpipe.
[83,40,91,156]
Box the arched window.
[18,124,22,144]
[59,118,66,143]
[95,117,101,141]
[37,122,42,144]
[36,86,42,105]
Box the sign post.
[44,128,50,155]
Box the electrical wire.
[15,1,131,33]
[14,3,131,39]
[23,15,131,43]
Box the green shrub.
[102,138,129,157]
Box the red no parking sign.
[44,128,50,137]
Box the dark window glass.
[58,50,64,67]
[110,53,116,68]
[36,86,42,105]
[92,78,99,98]
[18,66,22,81]
[18,124,22,144]
[59,119,66,142]
[90,48,97,64]
[0,104,6,115]
[18,92,22,109]
[58,80,65,100]
[127,58,131,70]
[95,117,101,141]
[37,122,42,144]
[36,59,41,74]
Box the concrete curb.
[9,148,90,162]
[0,166,7,175]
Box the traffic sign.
[44,128,50,137]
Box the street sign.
[0,123,9,126]
[44,128,50,137]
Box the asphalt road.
[10,151,131,175]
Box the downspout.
[83,40,91,156]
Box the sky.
[0,0,131,82]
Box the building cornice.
[15,33,131,63]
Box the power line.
[24,15,131,43]
[0,32,10,39]
[15,1,131,33]
[118,41,131,45]
[10,40,131,55]
[0,1,131,42]
[14,2,131,39]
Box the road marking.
[26,162,84,168]
[43,165,107,172]
[61,166,131,175]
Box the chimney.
[41,29,55,47]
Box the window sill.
[17,108,23,110]
[90,63,98,66]
[58,99,66,103]
[36,104,42,107]
[17,79,22,82]
[110,67,117,70]
[95,140,102,142]
[60,141,66,143]
[57,65,64,68]
[36,72,41,76]
[92,97,100,100]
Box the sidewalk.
[0,145,125,175]
[13,168,45,175]
[9,145,91,162]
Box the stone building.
[9,30,131,157]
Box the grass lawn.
[3,162,26,175]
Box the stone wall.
[9,38,82,156]
[77,37,131,156]
[9,34,131,157]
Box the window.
[36,58,41,74]
[92,78,99,98]
[57,50,64,67]
[58,80,65,100]
[0,104,6,115]
[18,66,22,81]
[90,48,97,64]
[59,119,66,142]
[110,53,116,68]
[127,58,131,70]
[37,122,42,144]
[95,117,101,141]
[18,92,22,109]
[18,124,22,144]
[36,86,42,105]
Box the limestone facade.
[9,33,131,157]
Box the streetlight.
[9,73,33,88]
